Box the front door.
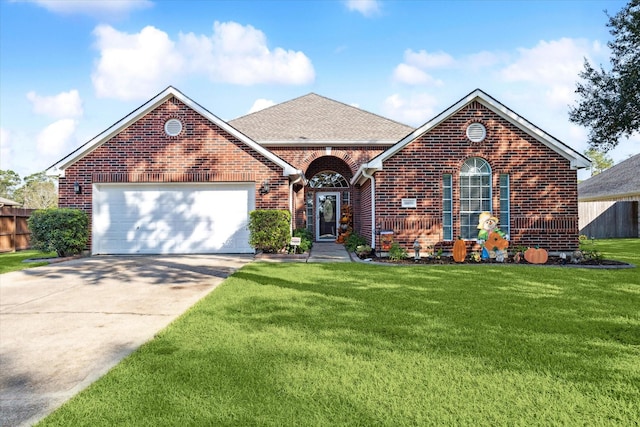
[316,192,340,241]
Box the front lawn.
[0,250,56,274]
[40,239,639,426]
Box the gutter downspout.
[361,169,376,249]
[289,173,304,234]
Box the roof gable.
[578,153,640,201]
[353,89,591,183]
[47,86,300,177]
[229,93,414,144]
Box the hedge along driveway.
[37,239,640,426]
[0,254,252,427]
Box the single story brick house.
[47,86,590,255]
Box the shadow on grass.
[226,263,640,388]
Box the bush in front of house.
[388,241,408,261]
[249,210,291,253]
[28,208,89,257]
[344,232,367,252]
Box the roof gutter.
[351,159,382,186]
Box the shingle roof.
[0,197,21,207]
[578,153,640,201]
[229,93,414,143]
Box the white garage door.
[92,183,255,254]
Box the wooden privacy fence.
[0,207,35,252]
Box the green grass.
[0,250,56,274]
[39,239,640,426]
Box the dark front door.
[316,192,340,241]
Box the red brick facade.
[59,98,290,245]
[372,101,579,251]
[54,89,585,254]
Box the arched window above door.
[309,171,349,188]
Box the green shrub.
[288,228,313,254]
[28,208,89,257]
[344,232,367,252]
[388,242,408,261]
[248,210,291,253]
[355,244,372,258]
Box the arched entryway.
[304,156,353,241]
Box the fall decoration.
[486,232,509,251]
[452,238,467,262]
[524,247,548,264]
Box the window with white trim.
[460,157,491,239]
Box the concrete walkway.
[0,255,251,427]
[307,242,352,262]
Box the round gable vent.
[466,123,486,142]
[164,119,183,136]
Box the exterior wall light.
[74,182,82,194]
[260,180,270,195]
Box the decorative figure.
[476,212,509,262]
[524,247,548,264]
[336,204,353,243]
[452,237,467,263]
[323,197,334,222]
[413,238,422,262]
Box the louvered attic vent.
[164,119,183,136]
[466,123,486,142]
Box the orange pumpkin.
[524,247,548,264]
[486,232,509,251]
[452,238,467,262]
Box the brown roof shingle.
[578,153,640,201]
[229,93,414,143]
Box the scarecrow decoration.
[477,212,509,262]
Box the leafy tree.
[584,149,614,176]
[0,170,21,200]
[14,172,58,209]
[569,0,640,152]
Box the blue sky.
[1,0,637,180]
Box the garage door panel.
[93,183,255,254]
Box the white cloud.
[500,38,602,110]
[92,25,184,100]
[383,93,438,126]
[20,0,152,16]
[91,22,315,100]
[501,38,588,86]
[36,119,77,157]
[404,49,455,69]
[392,49,453,86]
[0,128,11,170]
[393,64,442,86]
[345,0,381,17]
[26,90,83,118]
[179,21,315,86]
[248,99,275,114]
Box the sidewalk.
[307,242,352,263]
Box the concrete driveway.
[0,254,252,427]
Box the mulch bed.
[362,254,633,268]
